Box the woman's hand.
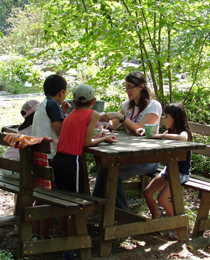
[135,127,145,136]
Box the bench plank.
[53,189,110,205]
[34,188,95,208]
[22,235,92,255]
[0,215,18,226]
[0,158,21,173]
[0,133,94,260]
[183,180,210,192]
[23,204,95,221]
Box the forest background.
[0,0,210,258]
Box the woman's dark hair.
[164,103,192,141]
[125,71,153,111]
[43,74,67,97]
[18,112,35,131]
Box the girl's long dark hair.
[18,112,35,131]
[125,71,153,111]
[164,103,192,141]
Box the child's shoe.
[62,250,78,260]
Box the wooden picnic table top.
[84,132,206,157]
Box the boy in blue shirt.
[32,74,70,160]
[32,74,70,240]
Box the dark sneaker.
[62,250,79,260]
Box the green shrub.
[168,86,210,124]
[0,250,14,260]
[0,56,42,89]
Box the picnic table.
[84,132,206,257]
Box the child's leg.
[143,174,167,219]
[157,181,174,216]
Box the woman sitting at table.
[93,71,162,210]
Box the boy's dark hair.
[43,74,67,97]
[164,102,192,141]
[76,98,94,107]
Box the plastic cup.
[144,124,158,138]
[94,129,110,136]
[94,129,101,136]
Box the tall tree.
[0,0,29,35]
[0,4,45,55]
[39,0,210,104]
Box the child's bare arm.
[151,131,188,141]
[84,112,117,146]
[51,121,62,137]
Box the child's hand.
[62,101,71,115]
[136,128,145,136]
[95,130,107,138]
[104,135,117,143]
[100,114,110,122]
[150,134,162,139]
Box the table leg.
[98,166,119,257]
[167,161,189,241]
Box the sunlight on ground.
[159,241,177,250]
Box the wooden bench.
[0,132,109,259]
[123,120,210,237]
[1,124,19,133]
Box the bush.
[0,250,14,260]
[168,86,210,124]
[0,55,41,89]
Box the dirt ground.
[1,189,210,260]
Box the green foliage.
[191,153,210,177]
[0,250,14,260]
[0,4,44,55]
[86,154,97,176]
[0,0,29,35]
[0,56,42,90]
[39,0,210,105]
[164,86,210,124]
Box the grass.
[0,95,44,132]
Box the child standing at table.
[32,74,70,160]
[53,83,117,191]
[142,103,192,220]
[53,84,117,260]
[32,74,70,240]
